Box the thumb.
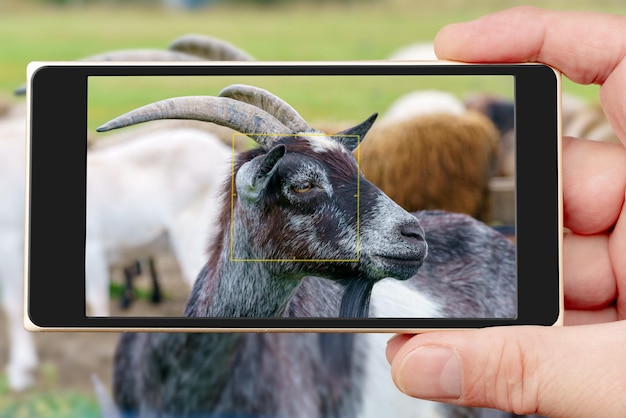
[386,322,626,418]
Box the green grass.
[0,393,99,418]
[87,72,515,134]
[0,368,100,418]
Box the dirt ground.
[0,253,191,396]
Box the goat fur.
[86,126,230,315]
[105,101,516,417]
[3,35,256,392]
[110,208,516,418]
[0,109,38,392]
[357,110,499,222]
[381,90,466,125]
[0,108,230,391]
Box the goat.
[86,125,231,316]
[89,120,253,311]
[12,49,205,96]
[3,37,254,391]
[15,33,253,95]
[380,89,466,124]
[96,84,516,417]
[357,107,500,223]
[76,45,251,247]
[0,102,229,390]
[0,107,38,392]
[97,84,427,318]
[316,90,501,223]
[83,34,257,152]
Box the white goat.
[1,104,230,390]
[380,90,466,124]
[2,36,254,391]
[0,107,38,392]
[85,125,230,316]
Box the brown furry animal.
[356,110,499,222]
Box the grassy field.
[0,0,623,416]
[0,373,100,418]
[1,0,623,127]
[0,389,100,418]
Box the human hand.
[386,6,626,418]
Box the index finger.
[434,6,626,141]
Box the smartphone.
[24,61,562,332]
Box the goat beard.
[339,278,376,318]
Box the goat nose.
[400,223,425,242]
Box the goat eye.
[293,181,313,194]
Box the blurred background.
[1,0,623,416]
[2,0,624,101]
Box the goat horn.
[169,34,255,61]
[13,49,205,96]
[79,49,206,62]
[218,84,312,134]
[96,96,293,149]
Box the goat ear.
[332,113,378,151]
[236,144,286,201]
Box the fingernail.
[396,346,462,399]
